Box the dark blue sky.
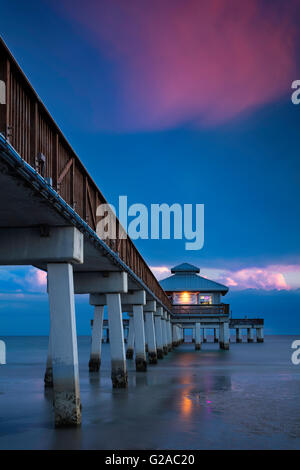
[0,0,300,334]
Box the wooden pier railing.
[172,304,230,316]
[0,37,171,310]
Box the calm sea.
[0,335,299,450]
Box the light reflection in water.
[181,394,193,417]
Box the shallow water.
[0,335,300,450]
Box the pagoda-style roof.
[160,263,229,295]
[171,263,200,273]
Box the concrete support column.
[44,329,53,388]
[106,293,128,388]
[172,324,177,347]
[126,316,134,359]
[192,328,195,343]
[214,328,219,343]
[166,314,172,351]
[144,312,157,364]
[219,322,230,350]
[247,328,254,343]
[89,306,104,372]
[133,305,147,371]
[195,322,201,350]
[47,263,81,427]
[236,328,242,343]
[162,317,168,355]
[203,328,207,343]
[256,327,264,343]
[154,314,164,359]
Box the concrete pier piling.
[144,301,157,364]
[247,328,254,343]
[195,322,202,350]
[44,331,53,388]
[214,328,219,343]
[161,310,168,355]
[219,322,230,350]
[48,263,81,427]
[236,328,243,343]
[154,308,164,359]
[126,317,134,359]
[166,312,172,352]
[106,293,128,388]
[172,325,177,347]
[192,329,195,343]
[76,272,129,388]
[88,305,104,372]
[256,327,264,343]
[144,312,157,364]
[133,304,147,371]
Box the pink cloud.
[152,264,300,290]
[150,266,171,280]
[56,0,298,131]
[25,268,47,292]
[35,270,47,287]
[220,268,290,290]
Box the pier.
[0,37,264,428]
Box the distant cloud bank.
[151,264,300,291]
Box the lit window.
[199,295,212,305]
[173,292,197,305]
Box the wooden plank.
[30,101,38,168]
[83,175,87,221]
[57,155,73,185]
[86,183,97,229]
[52,133,59,189]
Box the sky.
[0,0,300,334]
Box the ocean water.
[0,335,300,450]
